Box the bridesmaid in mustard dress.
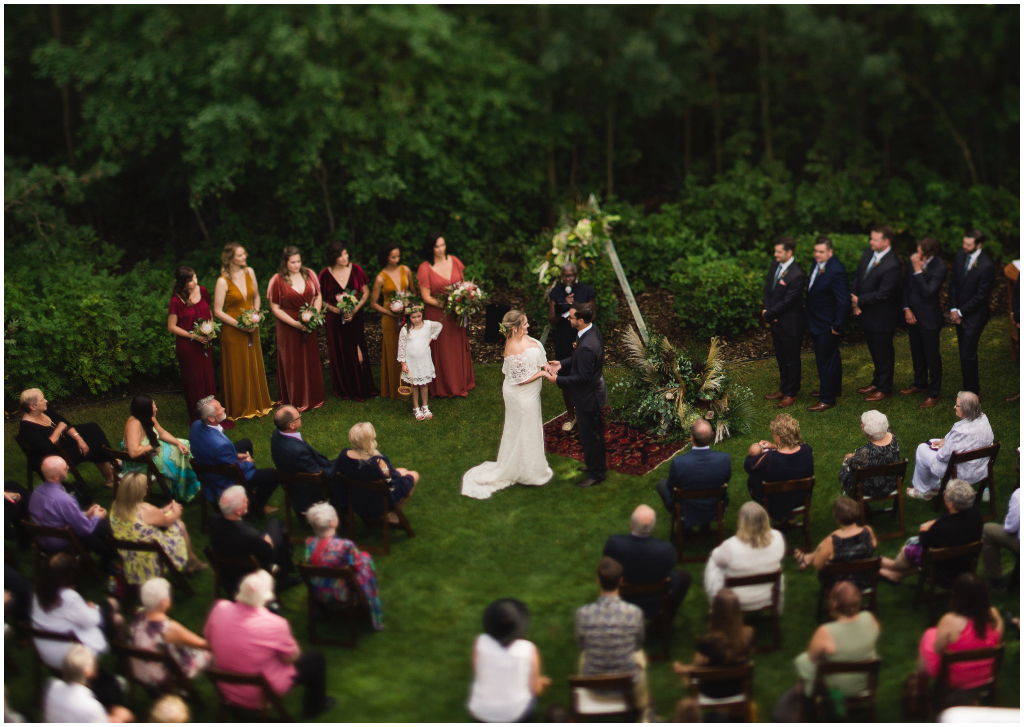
[370,244,413,400]
[212,242,274,420]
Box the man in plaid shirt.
[575,557,649,710]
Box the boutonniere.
[572,341,578,349]
[779,278,788,286]
[968,260,976,272]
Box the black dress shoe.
[577,466,590,473]
[576,476,604,488]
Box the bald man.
[603,505,691,625]
[655,419,732,528]
[270,405,344,516]
[27,455,115,562]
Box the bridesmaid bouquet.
[298,303,326,333]
[441,280,488,327]
[389,288,412,314]
[237,308,262,347]
[190,319,221,356]
[335,291,359,323]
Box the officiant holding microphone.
[548,263,597,432]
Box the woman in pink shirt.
[204,570,335,718]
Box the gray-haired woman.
[909,391,993,500]
[128,578,210,688]
[879,480,983,584]
[838,410,901,499]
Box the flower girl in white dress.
[461,310,553,499]
[398,305,444,420]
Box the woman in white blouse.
[704,501,786,611]
[909,391,994,500]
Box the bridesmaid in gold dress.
[370,244,413,400]
[213,242,274,420]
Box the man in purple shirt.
[27,455,114,563]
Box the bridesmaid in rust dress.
[370,244,413,400]
[166,266,218,423]
[267,246,326,412]
[319,241,378,400]
[417,232,475,398]
[212,243,274,420]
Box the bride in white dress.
[462,310,554,499]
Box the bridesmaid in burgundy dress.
[319,241,379,400]
[166,266,218,423]
[417,232,476,398]
[267,246,326,412]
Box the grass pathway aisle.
[4,320,1019,721]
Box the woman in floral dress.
[129,577,211,687]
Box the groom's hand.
[547,360,561,374]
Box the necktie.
[864,254,877,279]
[772,265,783,290]
[965,257,971,276]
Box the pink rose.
[336,293,343,303]
[251,312,261,323]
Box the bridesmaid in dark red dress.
[318,241,379,400]
[166,266,218,422]
[267,246,326,412]
[417,232,476,398]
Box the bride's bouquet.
[190,319,221,356]
[298,304,326,333]
[236,308,262,347]
[441,280,488,328]
[335,291,359,323]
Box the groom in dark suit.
[549,301,607,487]
[269,405,343,516]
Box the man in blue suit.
[269,405,344,516]
[805,236,850,412]
[655,419,731,528]
[189,395,280,514]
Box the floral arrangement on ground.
[612,327,756,442]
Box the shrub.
[668,253,764,340]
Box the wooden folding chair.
[21,521,105,581]
[914,540,983,625]
[206,666,292,722]
[14,435,89,492]
[687,662,755,722]
[275,470,331,543]
[812,659,882,721]
[935,442,1001,521]
[204,545,261,600]
[567,673,639,722]
[110,639,205,709]
[762,477,815,551]
[105,535,194,596]
[815,557,881,622]
[851,460,907,540]
[619,577,673,661]
[669,484,729,563]
[101,445,173,502]
[725,570,782,653]
[191,460,250,533]
[296,562,371,648]
[340,473,414,555]
[933,644,1004,709]
[19,623,80,706]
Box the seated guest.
[909,391,993,500]
[575,557,649,713]
[110,472,207,586]
[744,413,814,521]
[188,395,279,514]
[43,645,134,723]
[918,573,1003,690]
[879,479,983,584]
[204,569,335,718]
[655,419,731,528]
[705,502,785,611]
[304,502,383,630]
[672,588,752,700]
[983,486,1019,592]
[5,481,31,546]
[148,694,190,723]
[208,485,297,598]
[122,394,200,502]
[793,496,876,591]
[270,405,343,516]
[128,578,211,688]
[603,505,691,625]
[793,582,879,697]
[27,455,116,566]
[838,410,901,499]
[336,422,419,523]
[19,387,116,490]
[467,598,551,722]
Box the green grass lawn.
[5,319,1020,721]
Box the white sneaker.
[414,407,425,421]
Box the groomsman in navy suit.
[851,225,902,401]
[949,228,996,394]
[805,237,850,412]
[900,236,947,408]
[762,236,806,408]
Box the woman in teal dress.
[121,394,200,502]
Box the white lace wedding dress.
[461,338,553,499]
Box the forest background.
[4,5,1020,399]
